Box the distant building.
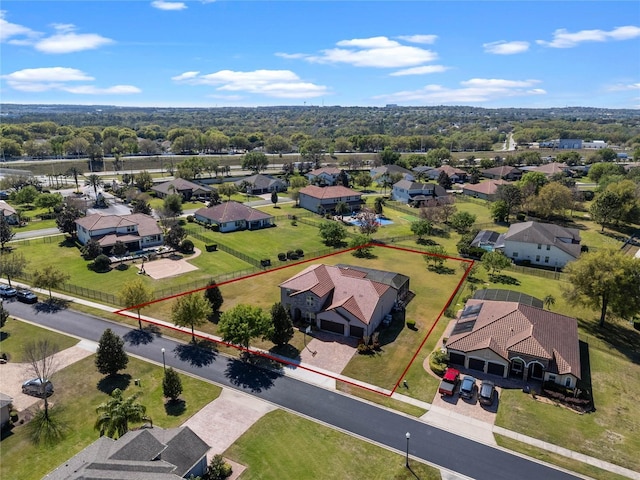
[391,179,448,205]
[306,167,344,186]
[234,174,287,194]
[194,201,274,233]
[426,165,468,183]
[582,140,608,149]
[461,179,509,201]
[298,185,363,214]
[481,166,523,181]
[370,164,415,182]
[151,178,214,201]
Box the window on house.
[537,244,542,250]
[546,245,551,250]
[536,255,540,262]
[565,378,572,387]
[306,296,315,307]
[512,252,518,257]
[545,256,550,263]
[548,374,556,382]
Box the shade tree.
[96,328,129,376]
[218,304,272,352]
[171,293,213,342]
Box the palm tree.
[94,388,150,439]
[66,167,83,192]
[85,174,103,200]
[543,295,556,310]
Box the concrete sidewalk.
[8,282,639,480]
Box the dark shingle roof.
[504,221,581,258]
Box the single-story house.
[370,164,415,182]
[445,299,581,388]
[298,185,363,214]
[76,213,164,251]
[481,166,523,181]
[0,393,12,428]
[461,179,509,201]
[194,201,274,232]
[306,167,344,186]
[151,178,214,200]
[234,174,287,194]
[279,264,409,338]
[521,162,571,178]
[498,221,581,268]
[426,165,468,183]
[0,200,19,225]
[391,179,448,206]
[44,426,210,479]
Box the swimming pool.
[348,218,394,227]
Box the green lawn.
[11,218,57,233]
[0,354,222,480]
[0,318,78,362]
[224,409,441,480]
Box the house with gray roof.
[481,165,523,181]
[306,167,344,186]
[151,178,214,200]
[370,164,415,182]
[75,213,163,251]
[426,165,468,183]
[44,426,209,479]
[234,174,287,194]
[194,201,273,232]
[498,221,581,268]
[391,179,448,206]
[279,264,407,338]
[445,299,581,388]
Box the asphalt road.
[4,299,581,480]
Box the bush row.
[277,249,304,261]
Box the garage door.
[487,362,505,377]
[449,352,465,366]
[320,320,345,335]
[468,358,486,372]
[349,326,364,338]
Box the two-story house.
[279,264,409,338]
[306,167,345,186]
[75,213,163,252]
[298,186,362,214]
[391,179,448,206]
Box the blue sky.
[1,1,639,108]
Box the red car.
[438,367,461,396]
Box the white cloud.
[537,25,640,48]
[151,1,187,10]
[390,65,450,76]
[0,10,40,42]
[281,36,438,68]
[375,78,545,104]
[172,69,329,98]
[483,40,530,55]
[607,82,640,91]
[397,35,438,45]
[33,23,113,53]
[2,67,140,95]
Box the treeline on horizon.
[1,104,639,160]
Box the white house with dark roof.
[298,185,362,214]
[426,165,468,183]
[391,179,448,205]
[151,178,214,200]
[75,213,163,251]
[306,167,344,186]
[234,174,287,194]
[445,299,581,388]
[194,201,273,232]
[498,221,581,268]
[279,264,407,338]
[44,426,209,479]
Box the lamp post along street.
[405,432,410,468]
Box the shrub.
[295,248,304,256]
[178,218,187,226]
[406,319,416,330]
[206,244,217,252]
[357,342,374,355]
[291,220,297,226]
[260,259,271,267]
[516,213,526,221]
[278,252,287,261]
[92,254,111,272]
[429,350,448,376]
[204,454,233,480]
[180,239,194,253]
[187,215,194,222]
[286,250,298,260]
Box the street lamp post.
[161,348,166,372]
[405,432,410,468]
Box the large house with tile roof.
[306,167,344,186]
[445,299,581,388]
[75,213,163,251]
[481,165,523,181]
[499,221,581,268]
[461,179,509,201]
[194,201,273,232]
[234,174,287,194]
[298,185,363,214]
[279,264,409,338]
[44,426,209,479]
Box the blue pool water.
[348,218,394,227]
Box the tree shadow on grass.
[97,373,132,394]
[34,298,70,314]
[123,325,162,346]
[164,399,186,416]
[173,340,217,368]
[427,265,456,275]
[577,317,640,365]
[488,273,520,285]
[0,331,9,342]
[577,340,595,411]
[224,358,282,393]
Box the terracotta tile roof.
[463,179,509,196]
[76,213,162,238]
[446,300,580,377]
[195,201,273,223]
[299,185,361,200]
[279,264,391,325]
[152,178,213,195]
[482,166,522,177]
[310,167,342,176]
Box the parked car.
[0,284,17,298]
[479,380,497,406]
[459,375,477,399]
[22,378,54,397]
[16,288,38,304]
[438,367,460,396]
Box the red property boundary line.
[115,243,475,398]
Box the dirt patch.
[138,248,201,279]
